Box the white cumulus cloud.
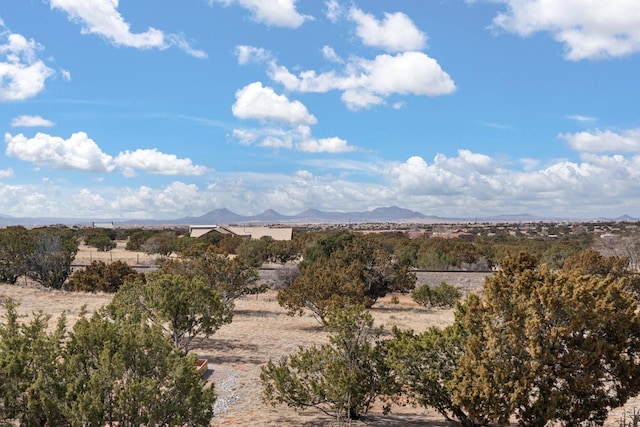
[4,132,115,172]
[560,129,640,153]
[232,81,317,125]
[486,0,640,60]
[0,27,54,101]
[50,0,206,57]
[231,123,356,153]
[269,51,456,110]
[210,0,309,28]
[114,149,208,177]
[349,7,427,52]
[11,115,55,127]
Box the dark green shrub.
[411,281,460,309]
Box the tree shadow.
[233,308,281,318]
[193,337,264,365]
[269,411,461,426]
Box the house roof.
[189,225,292,240]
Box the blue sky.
[1,0,639,220]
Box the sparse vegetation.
[1,221,640,426]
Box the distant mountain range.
[0,207,637,227]
[176,206,435,225]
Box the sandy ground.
[0,244,638,426]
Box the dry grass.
[73,241,158,265]
[0,244,637,426]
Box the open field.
[72,241,158,266]
[0,244,639,425]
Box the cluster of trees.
[262,250,640,425]
[85,224,594,273]
[4,222,640,425]
[0,226,79,289]
[0,296,215,426]
[0,225,273,424]
[82,227,117,252]
[123,228,300,267]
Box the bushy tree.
[141,230,180,256]
[0,299,215,426]
[125,229,156,251]
[27,226,80,289]
[65,305,215,426]
[278,232,415,322]
[266,239,300,264]
[452,252,640,426]
[0,226,33,284]
[562,248,640,300]
[0,300,67,426]
[261,305,392,421]
[411,281,461,309]
[160,247,259,302]
[382,301,473,425]
[110,273,233,352]
[68,260,143,293]
[83,228,117,252]
[236,236,272,267]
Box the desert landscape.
[1,243,639,426]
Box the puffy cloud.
[11,115,55,127]
[269,51,455,110]
[0,27,54,101]
[4,131,206,178]
[261,135,294,149]
[4,132,115,172]
[389,149,640,215]
[50,0,206,57]
[349,7,427,52]
[390,152,500,196]
[230,124,356,153]
[0,168,14,179]
[114,149,208,177]
[296,137,354,153]
[235,45,272,65]
[108,182,213,219]
[485,0,640,60]
[230,83,357,153]
[210,0,309,28]
[232,82,317,125]
[3,149,640,219]
[560,129,640,152]
[72,188,108,214]
[232,128,259,145]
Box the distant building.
[92,222,114,229]
[188,225,292,241]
